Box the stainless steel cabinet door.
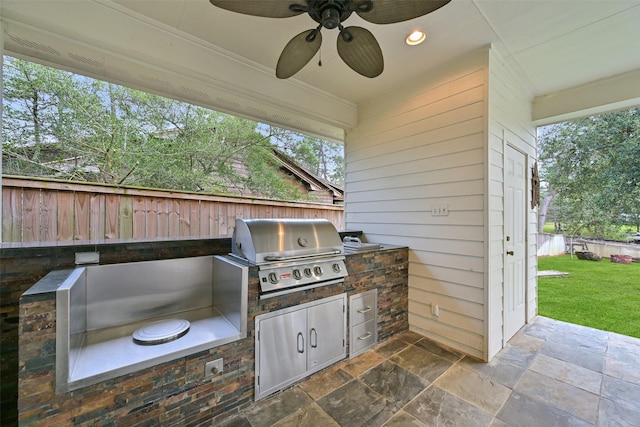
[307,298,345,369]
[254,293,346,401]
[256,307,307,396]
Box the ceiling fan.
[209,0,451,79]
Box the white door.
[504,145,527,341]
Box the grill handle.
[264,250,341,262]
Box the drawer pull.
[357,332,372,340]
[357,306,371,314]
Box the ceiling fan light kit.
[209,0,451,79]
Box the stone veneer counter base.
[17,244,408,426]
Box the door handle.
[357,306,371,314]
[357,332,372,340]
[506,251,514,256]
[297,332,304,353]
[310,328,318,348]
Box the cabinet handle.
[357,306,371,314]
[310,328,318,348]
[297,332,304,353]
[357,332,372,340]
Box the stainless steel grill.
[231,218,347,298]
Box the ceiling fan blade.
[337,26,383,78]
[209,0,305,18]
[355,0,451,24]
[276,29,322,79]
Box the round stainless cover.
[132,319,190,345]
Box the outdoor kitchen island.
[17,241,408,426]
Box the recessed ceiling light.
[406,30,426,46]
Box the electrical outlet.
[432,304,440,317]
[75,252,100,265]
[205,358,224,377]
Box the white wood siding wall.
[487,50,537,359]
[345,47,537,361]
[345,50,490,359]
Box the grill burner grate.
[132,319,190,345]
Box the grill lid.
[232,218,343,264]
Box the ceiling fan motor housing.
[307,0,354,29]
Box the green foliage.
[543,222,640,241]
[2,57,344,201]
[538,255,640,337]
[538,108,640,238]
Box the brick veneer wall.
[15,245,408,426]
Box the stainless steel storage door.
[307,298,345,369]
[256,307,307,395]
[254,293,346,400]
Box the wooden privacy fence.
[1,176,344,243]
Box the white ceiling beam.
[532,69,640,126]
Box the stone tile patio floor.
[220,316,640,426]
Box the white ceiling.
[110,0,640,102]
[2,0,640,139]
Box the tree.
[2,56,344,201]
[537,108,640,237]
[2,58,81,176]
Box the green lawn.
[537,255,640,338]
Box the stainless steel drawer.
[351,319,377,356]
[350,291,376,325]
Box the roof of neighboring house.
[150,127,344,203]
[268,147,344,205]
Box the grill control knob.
[332,263,342,273]
[268,272,278,284]
[293,269,302,280]
[314,266,323,276]
[304,268,312,277]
